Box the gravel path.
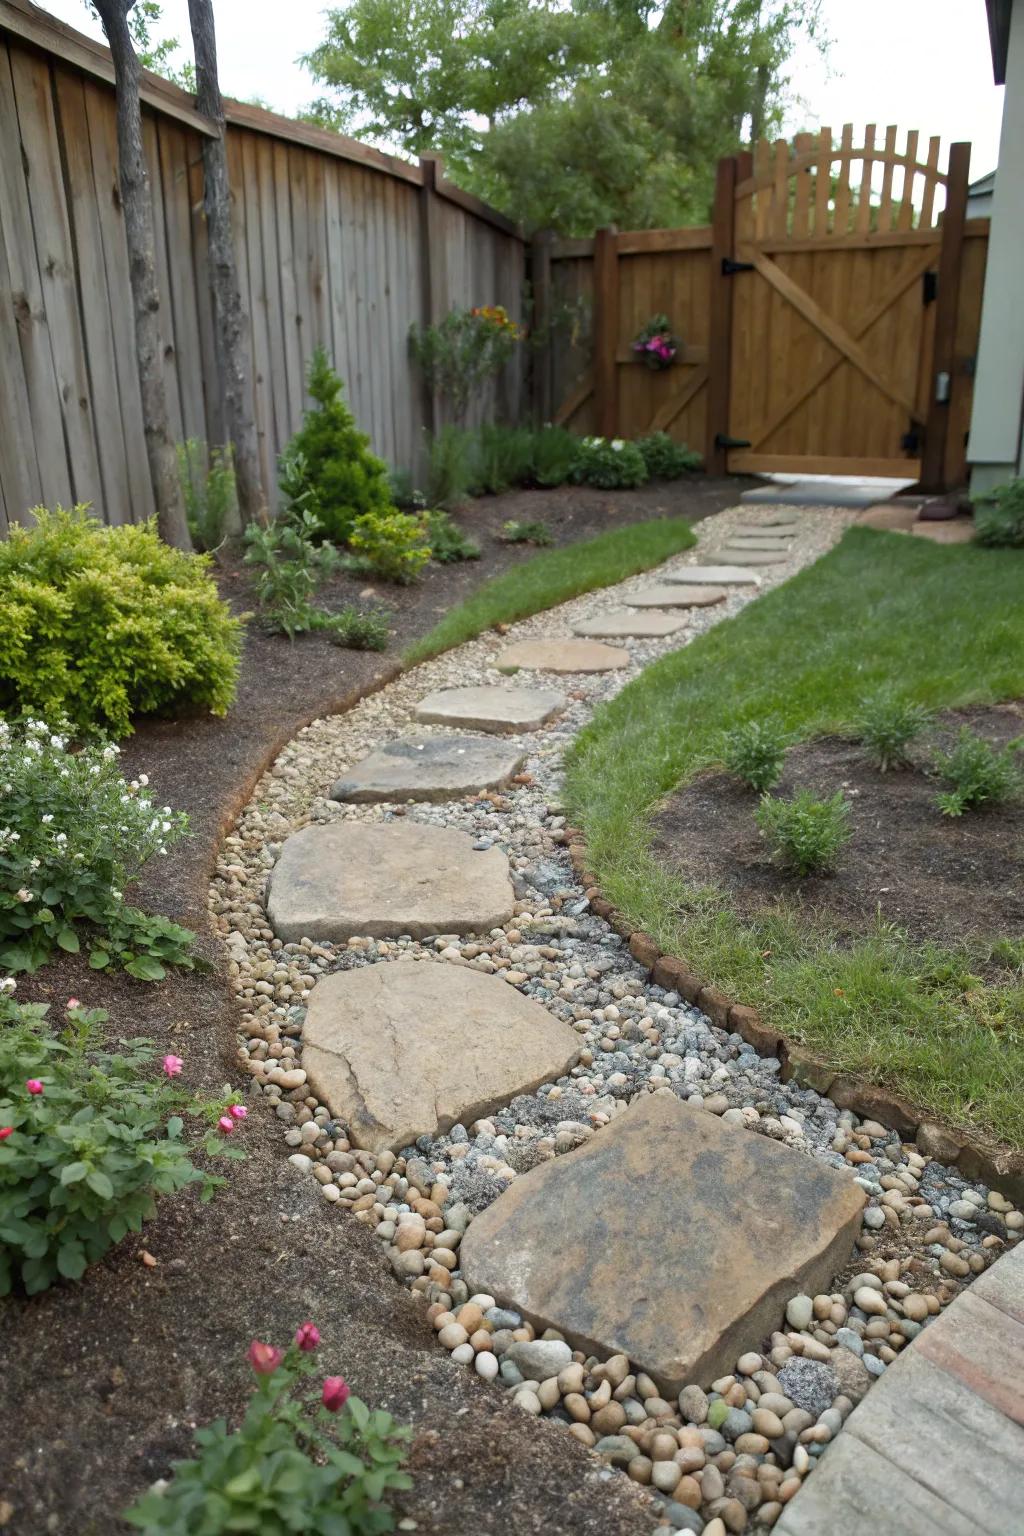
[211,504,1022,1535]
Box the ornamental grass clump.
[281,348,396,545]
[721,718,789,791]
[531,425,578,487]
[0,718,193,978]
[854,689,933,771]
[0,992,246,1296]
[0,505,241,737]
[756,788,852,875]
[932,726,1023,816]
[571,436,648,490]
[125,1326,411,1534]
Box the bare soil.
[653,703,1024,961]
[0,477,746,1536]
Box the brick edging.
[564,832,1024,1206]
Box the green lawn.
[564,527,1024,1146]
[404,517,696,666]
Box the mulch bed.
[0,476,745,1536]
[653,703,1024,962]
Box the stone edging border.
[563,834,1024,1207]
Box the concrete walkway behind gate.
[775,1240,1024,1535]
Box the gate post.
[706,153,742,474]
[919,141,972,492]
[593,225,620,438]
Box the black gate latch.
[722,257,755,276]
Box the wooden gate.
[542,126,989,492]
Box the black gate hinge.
[722,257,755,276]
[922,271,938,306]
[715,433,752,449]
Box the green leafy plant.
[0,992,245,1296]
[972,477,1024,548]
[424,426,477,509]
[499,518,553,546]
[243,510,341,638]
[425,509,480,563]
[409,305,521,424]
[125,1328,411,1534]
[854,690,933,771]
[531,424,579,487]
[721,718,789,791]
[348,509,431,584]
[177,439,237,553]
[0,718,193,978]
[571,435,648,490]
[932,726,1022,816]
[0,505,241,738]
[471,424,535,494]
[387,466,426,511]
[636,432,702,480]
[756,788,852,875]
[324,605,391,651]
[280,349,396,544]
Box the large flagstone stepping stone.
[301,960,580,1154]
[414,686,566,734]
[573,609,688,638]
[720,546,788,565]
[731,526,798,540]
[664,565,760,586]
[267,822,514,942]
[496,638,628,674]
[727,536,794,552]
[460,1092,865,1392]
[752,511,800,527]
[627,584,726,609]
[330,734,526,803]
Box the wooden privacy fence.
[540,126,990,490]
[0,0,526,533]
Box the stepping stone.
[267,822,514,943]
[573,609,688,638]
[330,734,526,804]
[496,638,628,674]
[627,584,726,609]
[664,565,761,585]
[857,503,918,531]
[301,960,580,1154]
[720,546,788,565]
[460,1093,865,1392]
[753,511,800,528]
[726,536,794,552]
[731,525,798,540]
[910,519,975,544]
[414,685,566,735]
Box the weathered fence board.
[0,2,526,531]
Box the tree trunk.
[187,0,267,527]
[92,0,191,549]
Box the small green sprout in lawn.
[721,718,789,791]
[932,727,1023,816]
[499,518,553,546]
[854,689,934,771]
[756,788,852,875]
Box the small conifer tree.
[281,348,396,543]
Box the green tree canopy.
[303,0,824,232]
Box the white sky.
[45,0,1006,180]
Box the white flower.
[0,976,16,994]
[611,439,624,451]
[41,814,53,824]
[16,888,34,902]
[54,832,67,844]
[138,774,149,787]
[161,820,172,832]
[50,735,66,749]
[29,857,40,869]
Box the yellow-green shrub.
[0,506,242,737]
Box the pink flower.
[248,1340,284,1375]
[229,1104,247,1120]
[217,1115,234,1134]
[26,1079,43,1096]
[67,998,80,1010]
[295,1322,320,1352]
[322,1376,350,1413]
[0,1127,12,1141]
[162,1054,184,1078]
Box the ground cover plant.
[425,509,481,562]
[0,506,241,737]
[0,993,245,1296]
[404,517,696,665]
[721,717,788,791]
[0,719,193,978]
[347,508,431,584]
[571,436,648,489]
[932,726,1022,816]
[973,474,1024,548]
[125,1327,411,1534]
[756,787,851,875]
[243,512,392,643]
[178,439,237,553]
[565,528,1024,1144]
[499,518,553,546]
[854,689,933,772]
[635,432,702,480]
